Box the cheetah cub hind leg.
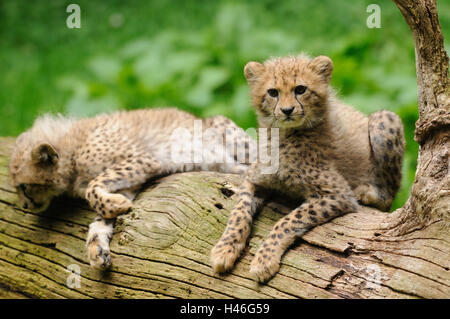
[357,110,405,211]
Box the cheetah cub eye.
[294,85,307,95]
[267,89,279,98]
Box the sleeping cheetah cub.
[210,54,405,282]
[9,108,254,269]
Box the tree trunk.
[385,0,450,236]
[0,0,448,299]
[0,137,448,299]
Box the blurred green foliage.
[1,0,449,210]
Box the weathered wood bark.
[0,0,448,299]
[385,0,450,237]
[0,137,448,298]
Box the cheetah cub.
[9,108,254,269]
[210,54,405,282]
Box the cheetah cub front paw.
[86,233,112,269]
[210,240,245,273]
[87,186,133,218]
[103,193,132,216]
[249,247,281,283]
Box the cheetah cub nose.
[281,107,294,115]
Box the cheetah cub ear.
[31,143,59,165]
[307,55,334,83]
[244,61,265,82]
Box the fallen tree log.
[0,0,449,300]
[0,137,448,299]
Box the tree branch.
[393,0,449,144]
[386,0,450,235]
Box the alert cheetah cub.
[9,108,254,269]
[211,54,405,282]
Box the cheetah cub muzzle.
[210,54,405,282]
[9,108,255,269]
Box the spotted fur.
[210,54,405,282]
[9,108,254,269]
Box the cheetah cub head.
[9,116,72,212]
[9,138,64,212]
[244,54,333,129]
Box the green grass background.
[1,0,449,210]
